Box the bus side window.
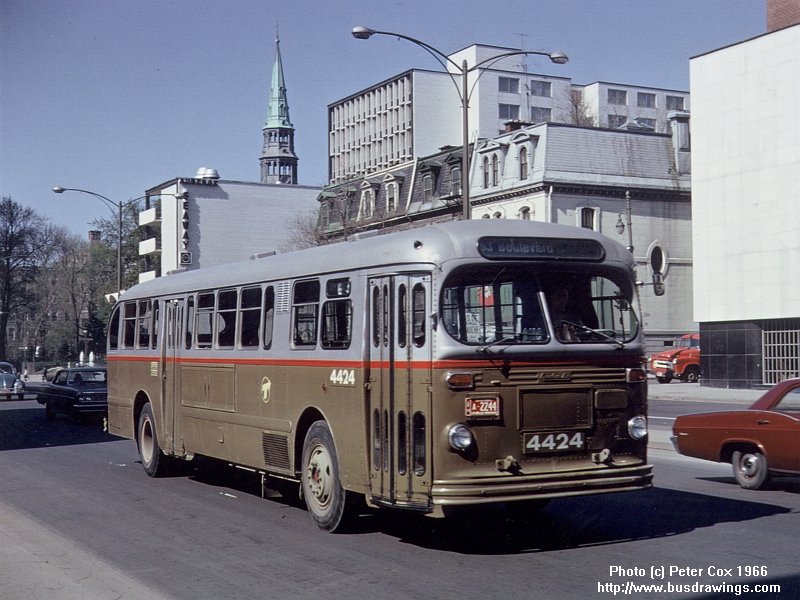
[216,289,237,349]
[263,286,275,350]
[108,306,120,351]
[196,292,214,349]
[412,283,426,347]
[321,300,353,349]
[292,280,319,347]
[239,286,262,348]
[123,302,137,348]
[136,300,152,348]
[151,300,160,350]
[185,295,195,350]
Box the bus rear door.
[368,274,432,510]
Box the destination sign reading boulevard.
[477,237,606,261]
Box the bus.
[106,219,652,531]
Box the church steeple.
[260,32,298,184]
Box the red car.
[672,378,800,489]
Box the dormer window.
[519,147,529,180]
[491,155,499,186]
[422,174,433,203]
[450,166,461,197]
[359,187,375,220]
[482,157,490,189]
[386,182,397,213]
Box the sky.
[1,0,766,236]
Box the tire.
[732,450,770,490]
[137,403,173,477]
[301,421,349,532]
[656,376,672,384]
[682,366,700,383]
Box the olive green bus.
[106,219,652,531]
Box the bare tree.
[279,208,327,251]
[0,197,62,359]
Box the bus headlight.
[627,416,648,440]
[447,423,474,451]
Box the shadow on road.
[0,401,114,451]
[369,486,791,555]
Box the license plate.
[523,431,585,454]
[465,397,500,419]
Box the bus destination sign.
[477,237,605,261]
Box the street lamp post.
[352,26,567,220]
[615,190,634,253]
[52,186,141,297]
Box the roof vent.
[195,167,220,179]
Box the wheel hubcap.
[740,454,759,478]
[306,445,332,509]
[141,419,154,464]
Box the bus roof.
[120,220,634,301]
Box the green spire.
[265,35,293,129]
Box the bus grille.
[262,433,290,470]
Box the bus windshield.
[441,266,639,347]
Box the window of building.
[386,182,397,213]
[498,77,519,93]
[637,117,657,129]
[421,174,433,203]
[450,166,461,196]
[530,107,552,123]
[360,188,374,219]
[607,89,627,105]
[519,147,529,180]
[491,154,499,186]
[493,211,503,219]
[608,114,627,129]
[482,157,490,188]
[498,104,520,120]
[666,95,685,110]
[528,80,551,97]
[519,206,531,220]
[578,206,598,230]
[637,92,656,108]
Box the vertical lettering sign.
[477,237,605,261]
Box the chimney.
[668,111,691,175]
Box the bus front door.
[368,274,432,510]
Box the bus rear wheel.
[137,402,173,477]
[301,421,349,532]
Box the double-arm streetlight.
[352,26,568,220]
[52,186,142,297]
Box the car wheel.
[682,366,700,383]
[301,421,350,532]
[137,403,174,477]
[656,376,671,384]
[732,450,770,490]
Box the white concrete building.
[329,43,689,184]
[691,22,800,387]
[138,173,320,282]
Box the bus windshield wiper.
[561,320,626,348]
[477,335,517,355]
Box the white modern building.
[329,43,689,184]
[691,21,800,387]
[138,172,320,281]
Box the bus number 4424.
[329,369,356,386]
[525,431,584,453]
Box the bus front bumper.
[431,463,653,507]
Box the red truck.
[648,334,700,384]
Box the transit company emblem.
[260,376,272,403]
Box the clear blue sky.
[1,0,765,236]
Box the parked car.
[649,333,700,383]
[672,378,800,489]
[35,366,108,420]
[0,361,25,400]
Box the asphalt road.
[1,393,797,600]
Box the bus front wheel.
[301,421,349,532]
[137,403,172,477]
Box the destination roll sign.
[477,237,605,261]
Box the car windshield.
[441,265,639,347]
[69,370,106,384]
[0,363,15,374]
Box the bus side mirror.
[652,272,665,296]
